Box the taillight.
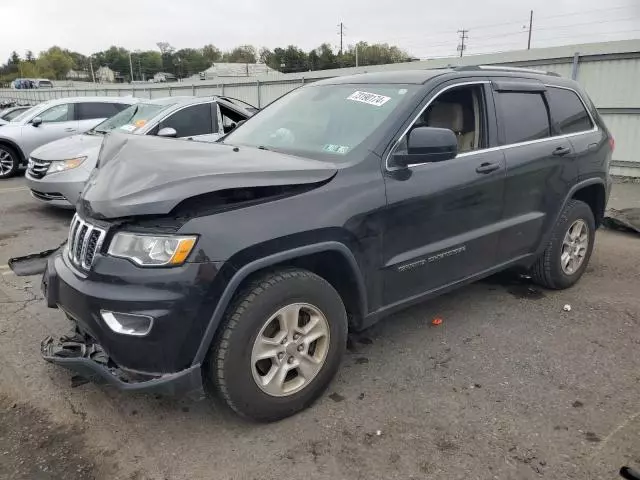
[609,136,615,151]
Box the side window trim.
[384,80,491,171]
[459,84,598,155]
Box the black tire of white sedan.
[0,145,19,179]
[531,199,596,289]
[207,268,348,421]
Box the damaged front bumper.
[41,333,203,396]
[39,247,225,397]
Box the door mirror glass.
[391,127,458,168]
[157,127,177,138]
[31,116,42,127]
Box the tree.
[156,42,176,74]
[8,51,20,66]
[314,43,338,70]
[258,47,272,65]
[222,45,257,63]
[36,47,73,79]
[203,44,222,64]
[25,50,35,63]
[175,48,209,77]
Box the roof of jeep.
[314,70,452,85]
[310,68,582,89]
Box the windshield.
[10,106,37,124]
[223,84,419,159]
[92,103,171,134]
[2,108,29,121]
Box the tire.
[0,144,20,179]
[207,268,348,422]
[531,199,595,289]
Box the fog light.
[100,310,153,337]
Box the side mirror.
[31,117,42,127]
[157,127,177,138]
[390,127,458,168]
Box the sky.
[0,0,639,63]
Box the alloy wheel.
[250,303,330,397]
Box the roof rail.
[455,65,561,77]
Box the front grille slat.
[67,214,106,271]
[27,157,51,179]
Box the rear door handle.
[553,146,572,156]
[475,162,500,174]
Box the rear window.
[76,102,126,121]
[546,87,594,134]
[496,92,551,145]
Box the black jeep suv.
[41,66,613,421]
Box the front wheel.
[207,268,348,421]
[531,199,595,289]
[0,145,20,179]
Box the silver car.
[25,96,255,208]
[0,96,139,178]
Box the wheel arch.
[192,242,367,365]
[534,178,607,258]
[571,182,607,227]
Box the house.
[153,72,177,83]
[66,69,90,81]
[96,66,115,83]
[196,62,277,81]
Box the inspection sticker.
[323,144,350,154]
[347,91,391,107]
[119,124,137,132]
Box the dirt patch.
[0,395,116,480]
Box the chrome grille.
[27,157,50,179]
[67,214,107,270]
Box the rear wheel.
[531,199,595,289]
[0,145,19,179]
[207,268,348,421]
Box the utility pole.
[355,44,359,67]
[89,57,96,84]
[457,29,469,58]
[527,10,534,50]
[128,52,135,82]
[338,22,345,55]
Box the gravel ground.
[1,177,640,480]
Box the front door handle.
[64,128,77,132]
[553,146,572,156]
[475,162,500,174]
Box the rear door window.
[76,102,125,120]
[546,87,594,134]
[158,103,213,137]
[496,92,551,145]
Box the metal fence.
[2,39,639,176]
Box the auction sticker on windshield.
[347,91,391,107]
[323,144,350,154]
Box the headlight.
[47,156,87,174]
[107,232,197,266]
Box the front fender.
[191,241,366,365]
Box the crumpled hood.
[81,132,338,219]
[30,133,103,161]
